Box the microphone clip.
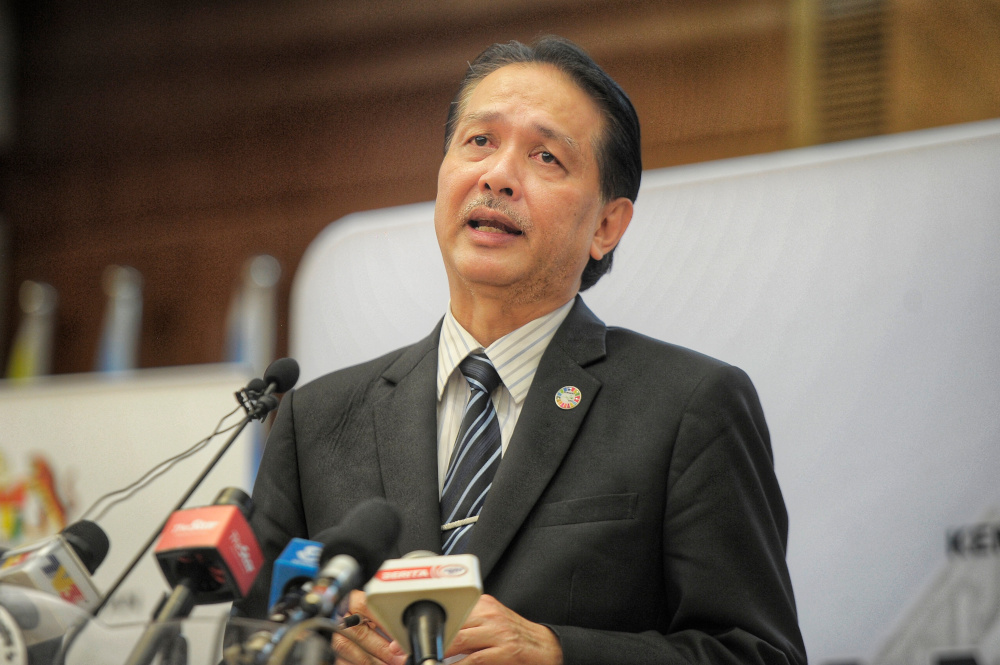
[235,359,299,421]
[234,386,258,417]
[250,394,280,421]
[235,382,278,421]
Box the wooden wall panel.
[887,0,1000,133]
[7,0,994,376]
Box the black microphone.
[299,498,402,618]
[250,358,300,419]
[240,499,402,665]
[263,358,299,394]
[245,377,267,397]
[61,521,110,577]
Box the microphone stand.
[122,582,196,665]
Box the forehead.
[457,63,605,151]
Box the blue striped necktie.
[440,353,503,555]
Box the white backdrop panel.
[292,119,1000,663]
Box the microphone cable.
[48,405,248,665]
[79,404,246,522]
[93,358,298,618]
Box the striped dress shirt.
[436,299,574,495]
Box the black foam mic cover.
[245,377,267,396]
[263,358,300,393]
[319,498,401,581]
[60,520,110,575]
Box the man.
[238,36,807,664]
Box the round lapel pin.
[554,386,582,410]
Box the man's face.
[434,63,617,311]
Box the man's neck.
[449,293,577,347]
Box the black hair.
[444,36,642,291]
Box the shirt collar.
[437,299,575,403]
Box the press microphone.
[245,377,267,397]
[267,537,321,619]
[0,585,40,632]
[0,520,110,612]
[234,500,401,665]
[263,503,399,624]
[251,358,299,418]
[153,487,263,605]
[0,584,104,665]
[234,358,298,420]
[364,553,482,665]
[124,487,263,665]
[262,357,299,394]
[0,523,109,664]
[298,498,402,618]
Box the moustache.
[461,194,531,233]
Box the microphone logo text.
[229,531,257,573]
[41,553,85,605]
[375,564,468,582]
[172,518,220,533]
[296,545,321,566]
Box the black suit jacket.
[238,298,807,664]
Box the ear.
[590,197,634,261]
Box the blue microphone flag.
[268,538,321,610]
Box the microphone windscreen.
[320,498,401,581]
[213,486,254,519]
[246,377,267,395]
[60,520,110,575]
[263,358,300,393]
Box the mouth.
[467,211,523,235]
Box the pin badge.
[554,386,582,410]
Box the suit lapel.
[373,324,444,557]
[468,298,608,579]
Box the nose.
[478,150,519,199]
[485,182,514,197]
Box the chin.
[460,272,518,290]
[453,264,522,292]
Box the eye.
[472,135,489,147]
[533,149,563,167]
